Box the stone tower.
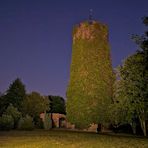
[66,20,114,128]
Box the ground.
[0,130,148,148]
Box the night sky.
[0,0,147,98]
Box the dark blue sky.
[0,0,147,98]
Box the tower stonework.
[66,21,114,128]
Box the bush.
[0,114,14,130]
[18,115,34,130]
[44,113,52,130]
[5,104,21,129]
[34,116,44,129]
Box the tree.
[48,95,66,128]
[110,17,148,136]
[131,16,148,136]
[5,104,22,129]
[0,94,8,116]
[117,53,147,136]
[5,78,26,110]
[48,96,66,114]
[109,69,139,134]
[22,92,50,123]
[112,17,148,136]
[66,21,114,129]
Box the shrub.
[0,114,14,130]
[44,113,52,130]
[34,116,44,129]
[5,104,22,128]
[18,115,34,130]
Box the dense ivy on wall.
[66,21,114,128]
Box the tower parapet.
[73,21,108,43]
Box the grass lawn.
[0,130,148,148]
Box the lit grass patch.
[0,130,148,148]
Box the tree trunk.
[139,118,147,136]
[51,113,54,128]
[130,122,136,135]
[97,124,101,133]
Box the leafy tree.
[109,70,138,134]
[112,17,148,136]
[5,104,22,128]
[116,53,147,136]
[66,21,114,129]
[22,92,50,123]
[131,16,148,136]
[48,96,66,114]
[5,78,26,110]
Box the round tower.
[66,20,114,128]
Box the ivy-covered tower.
[66,20,114,128]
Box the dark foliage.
[0,114,14,130]
[18,115,34,130]
[0,95,8,116]
[5,78,26,111]
[48,95,66,114]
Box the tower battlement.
[73,21,108,42]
